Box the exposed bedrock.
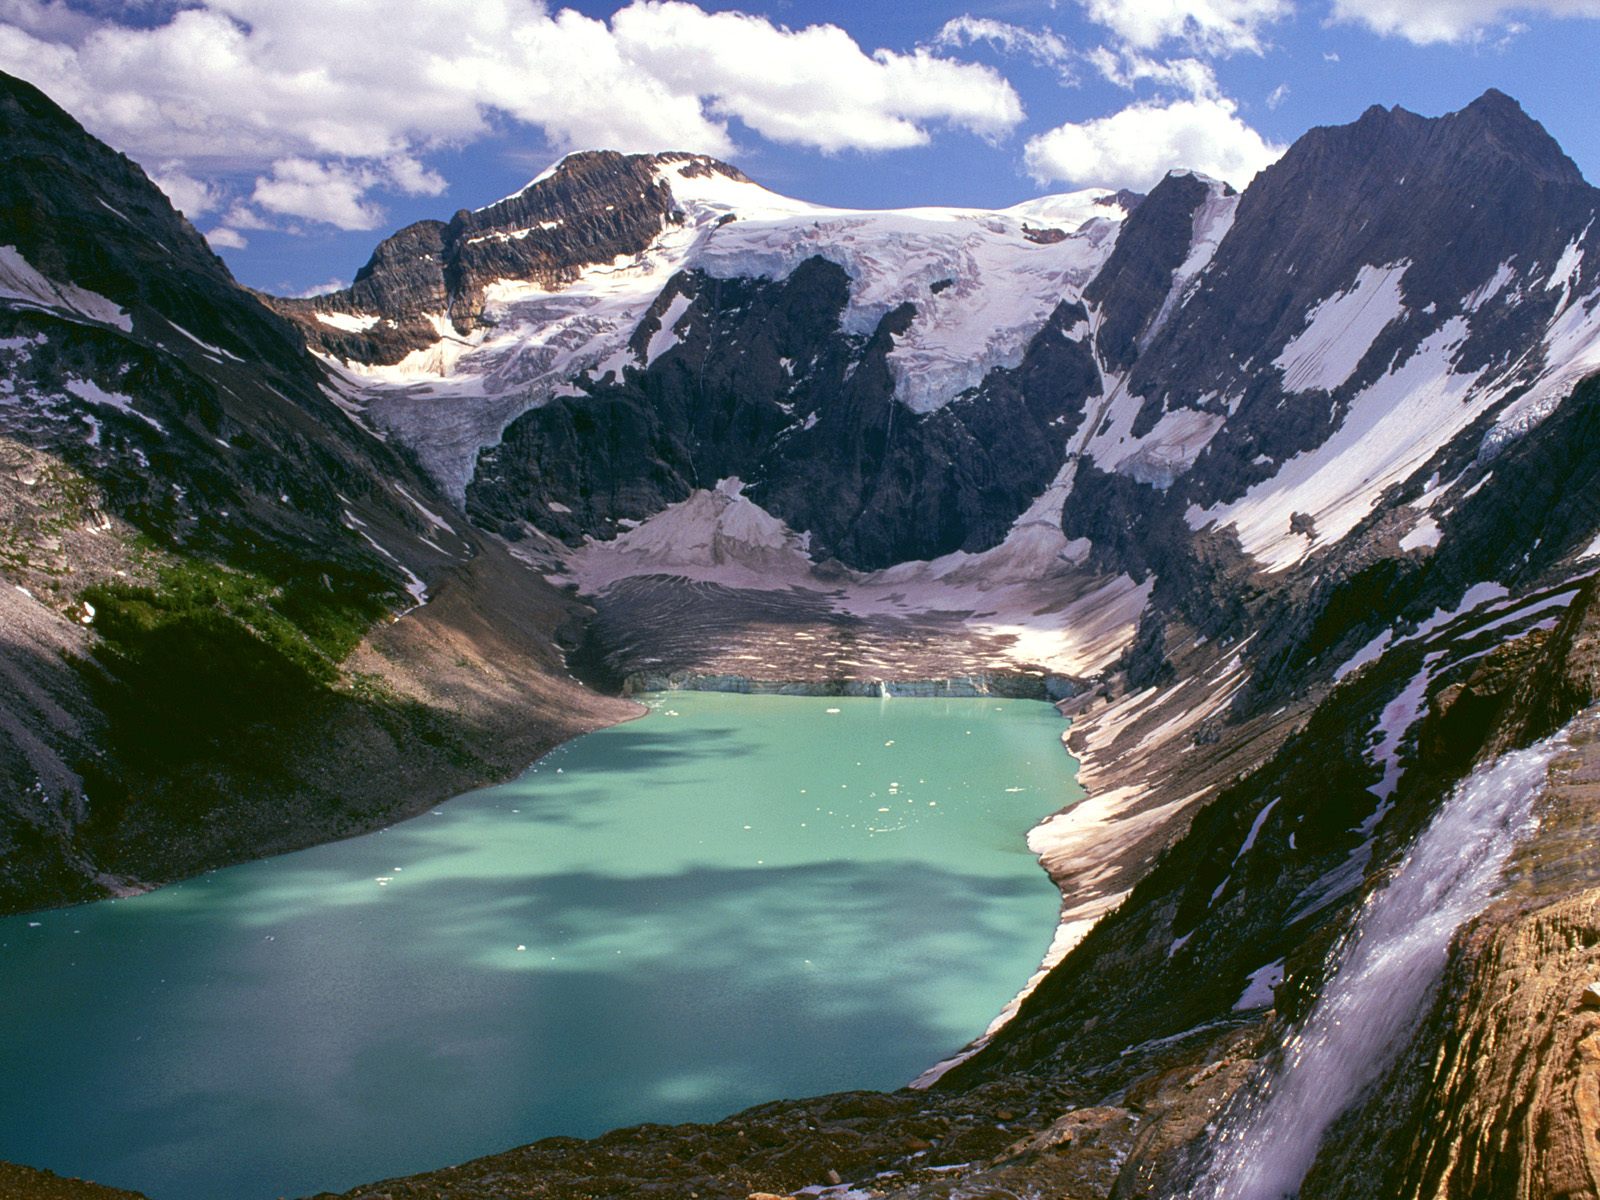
[268,151,724,363]
[467,258,1100,569]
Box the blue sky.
[4,0,1600,294]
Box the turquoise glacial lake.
[0,693,1081,1200]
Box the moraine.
[0,693,1081,1200]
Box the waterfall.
[1191,733,1564,1200]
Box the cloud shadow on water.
[0,857,1052,1200]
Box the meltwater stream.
[0,693,1079,1200]
[1194,734,1564,1200]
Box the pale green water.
[0,693,1081,1200]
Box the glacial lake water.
[0,692,1081,1200]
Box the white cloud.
[286,277,351,298]
[1267,82,1289,108]
[204,226,247,249]
[610,4,1021,152]
[383,155,448,198]
[219,202,276,232]
[250,159,387,230]
[1076,0,1291,53]
[1024,94,1285,191]
[1087,47,1223,96]
[150,166,219,217]
[0,0,1024,230]
[932,15,1076,81]
[1329,0,1600,43]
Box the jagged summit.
[1454,86,1585,184]
[1342,88,1582,185]
[271,148,697,361]
[270,149,776,365]
[490,148,753,211]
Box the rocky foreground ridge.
[5,71,1600,1199]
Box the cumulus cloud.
[613,5,1022,151]
[1025,94,1285,191]
[150,167,220,217]
[1075,0,1292,54]
[931,15,1076,81]
[0,0,1023,230]
[1059,44,1282,191]
[250,160,387,231]
[1329,0,1600,43]
[204,226,247,250]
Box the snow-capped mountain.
[283,91,1600,591]
[272,151,1136,503]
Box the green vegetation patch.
[77,554,397,775]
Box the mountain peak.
[493,149,751,214]
[1290,89,1584,194]
[1465,86,1523,117]
[1453,87,1584,184]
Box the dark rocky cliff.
[467,259,1101,568]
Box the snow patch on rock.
[1191,316,1491,572]
[1483,285,1600,455]
[0,245,133,332]
[64,377,163,432]
[1233,958,1285,1010]
[1274,261,1410,395]
[644,291,694,365]
[1107,407,1226,489]
[1141,179,1239,350]
[1399,515,1441,551]
[316,311,381,333]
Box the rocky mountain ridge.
[288,90,1600,595]
[269,151,752,364]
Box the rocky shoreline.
[620,669,1077,700]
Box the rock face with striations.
[269,151,745,363]
[467,260,1103,567]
